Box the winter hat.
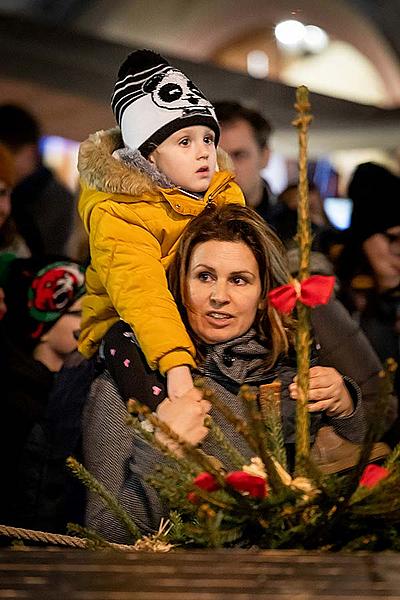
[348,162,400,244]
[111,49,220,156]
[0,256,85,348]
[0,142,16,188]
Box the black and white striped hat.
[111,49,220,156]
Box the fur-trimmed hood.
[77,128,245,367]
[78,127,234,198]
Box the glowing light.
[274,20,306,47]
[247,50,269,78]
[304,25,329,53]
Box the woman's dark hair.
[168,203,295,367]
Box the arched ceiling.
[4,0,400,105]
[1,1,400,155]
[75,0,400,106]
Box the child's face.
[148,125,217,193]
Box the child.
[78,49,245,401]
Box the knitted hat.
[348,162,400,244]
[0,256,85,348]
[0,142,16,188]
[111,49,220,156]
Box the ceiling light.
[274,20,306,47]
[303,25,329,53]
[247,50,269,78]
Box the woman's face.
[186,240,263,344]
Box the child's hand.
[289,366,353,417]
[155,388,211,455]
[167,365,194,402]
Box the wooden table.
[1,548,400,599]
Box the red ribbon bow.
[268,275,335,314]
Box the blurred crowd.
[0,99,398,535]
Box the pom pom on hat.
[111,49,220,156]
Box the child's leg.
[103,320,166,411]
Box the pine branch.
[193,380,259,453]
[385,443,400,469]
[259,381,287,469]
[66,523,115,550]
[126,413,200,476]
[206,416,247,470]
[343,358,399,504]
[66,456,141,542]
[240,385,286,494]
[126,398,225,483]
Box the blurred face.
[0,178,12,228]
[363,225,400,292]
[186,240,263,344]
[148,125,217,193]
[280,187,326,225]
[41,298,82,357]
[219,119,269,205]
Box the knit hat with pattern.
[0,256,85,349]
[111,49,220,156]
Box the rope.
[0,524,134,551]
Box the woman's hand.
[155,387,211,455]
[167,365,194,402]
[289,366,354,417]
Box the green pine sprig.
[66,456,141,542]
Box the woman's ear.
[258,296,266,310]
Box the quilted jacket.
[77,128,245,373]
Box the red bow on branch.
[268,275,335,314]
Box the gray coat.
[82,330,365,543]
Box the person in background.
[0,104,76,257]
[337,162,400,446]
[274,182,339,256]
[213,101,278,224]
[0,256,85,525]
[0,142,30,258]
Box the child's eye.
[179,138,190,146]
[204,135,215,145]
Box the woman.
[82,204,364,542]
[337,162,400,445]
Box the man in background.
[214,101,277,224]
[0,104,75,256]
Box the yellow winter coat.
[77,128,245,374]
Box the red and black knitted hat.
[0,256,85,348]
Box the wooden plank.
[1,549,400,599]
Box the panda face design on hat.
[111,49,220,153]
[142,68,213,115]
